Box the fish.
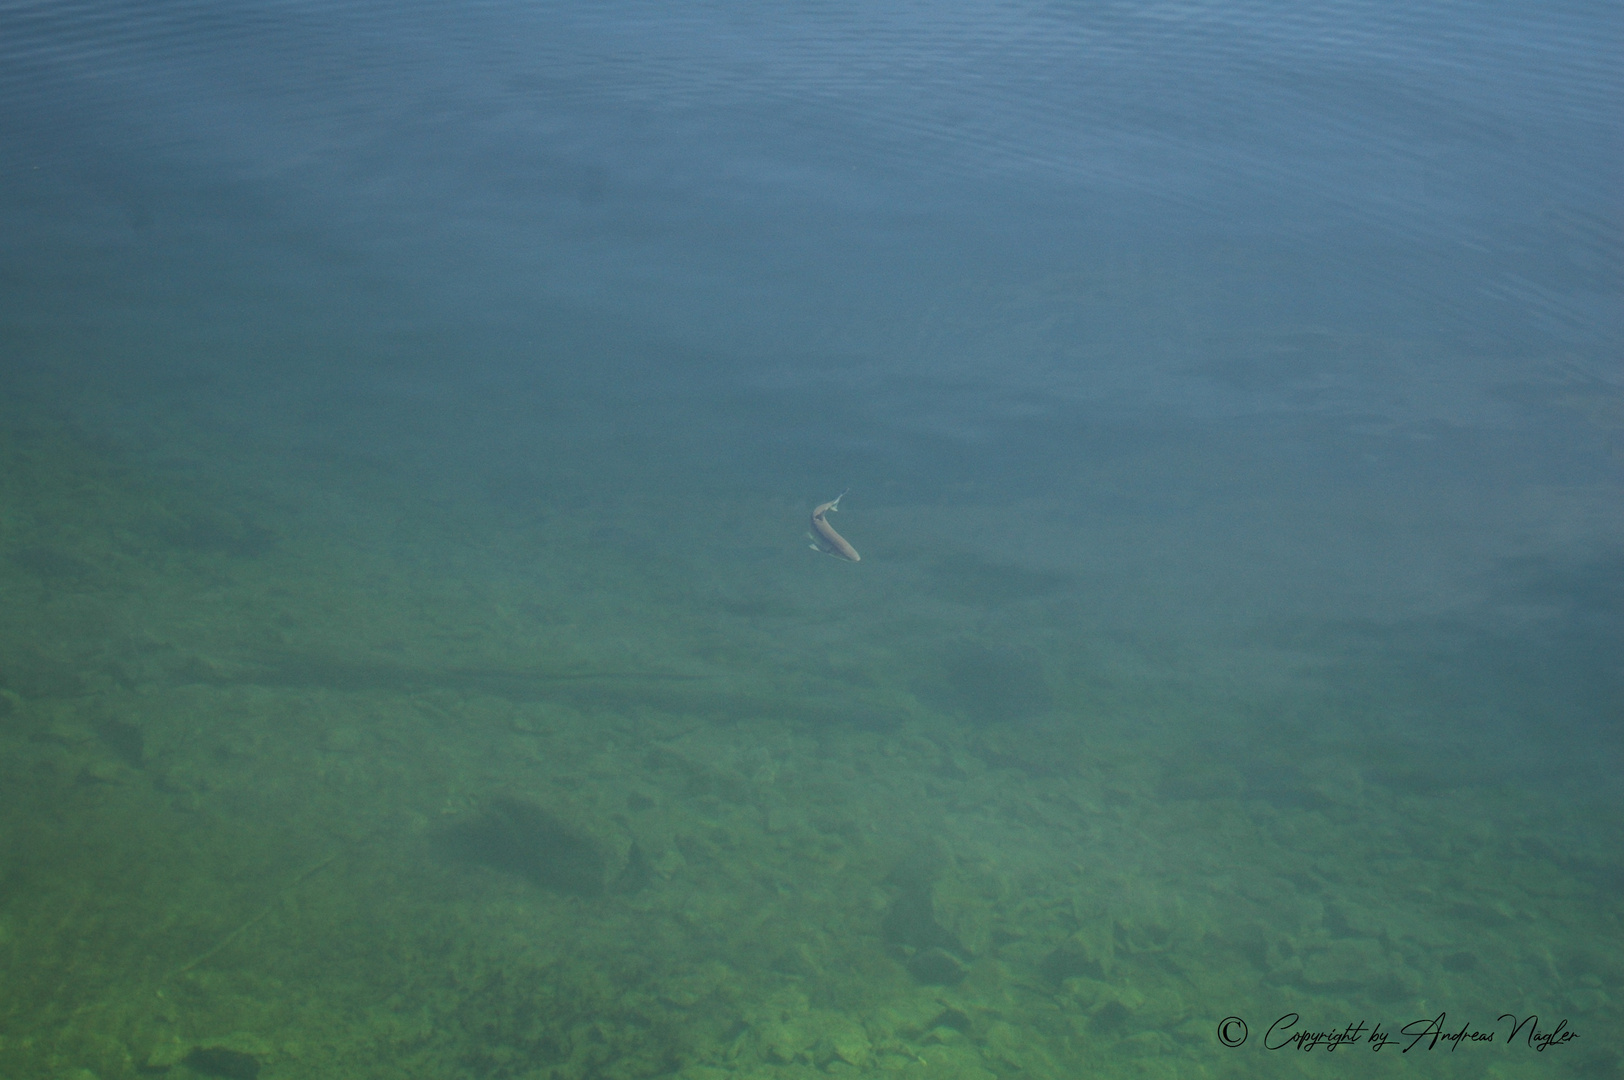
[808,489,861,561]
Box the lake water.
[1,2,1618,1077]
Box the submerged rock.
[442,793,646,896]
[908,946,970,985]
[183,1045,261,1079]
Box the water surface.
[1,1,1619,1077]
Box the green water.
[1,362,1617,1080]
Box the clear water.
[0,1,1618,1077]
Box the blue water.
[1,2,1619,1077]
